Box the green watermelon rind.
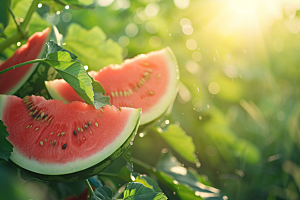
[139,47,179,125]
[0,95,141,181]
[4,28,51,95]
[11,114,140,182]
[45,81,69,103]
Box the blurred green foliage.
[1,0,300,199]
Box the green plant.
[0,0,223,199]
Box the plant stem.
[0,0,39,53]
[131,157,153,173]
[99,172,121,178]
[85,179,94,198]
[7,6,26,37]
[21,0,39,31]
[112,184,126,199]
[0,59,44,75]
[0,32,22,53]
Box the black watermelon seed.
[73,130,77,136]
[42,114,48,119]
[33,114,37,118]
[84,125,88,129]
[36,114,41,119]
[62,143,67,149]
[28,106,32,110]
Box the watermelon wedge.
[0,28,51,95]
[0,95,140,182]
[45,47,179,126]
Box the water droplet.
[162,148,168,153]
[139,132,144,137]
[38,3,42,8]
[169,33,171,36]
[199,116,202,120]
[165,120,170,124]
[232,79,233,81]
[197,87,199,92]
[214,57,216,61]
[196,162,201,168]
[130,142,133,145]
[207,104,210,108]
[223,196,229,200]
[228,54,230,60]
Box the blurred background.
[3,0,300,199]
[47,0,300,199]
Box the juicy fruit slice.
[0,28,50,94]
[0,95,140,181]
[46,47,179,125]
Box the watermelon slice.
[0,28,51,95]
[0,95,140,182]
[45,47,179,126]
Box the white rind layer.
[0,94,141,175]
[140,47,179,125]
[45,81,70,103]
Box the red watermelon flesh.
[46,47,179,125]
[0,28,50,94]
[0,95,140,175]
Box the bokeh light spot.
[186,39,197,50]
[182,24,193,35]
[180,18,191,26]
[208,82,220,94]
[125,23,139,37]
[118,36,130,47]
[192,51,202,61]
[174,0,190,9]
[115,0,130,10]
[185,60,200,74]
[149,36,161,47]
[223,65,238,78]
[98,0,114,7]
[62,12,72,22]
[145,3,160,17]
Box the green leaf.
[64,23,123,71]
[91,186,113,200]
[155,124,197,163]
[41,0,95,12]
[91,76,111,109]
[155,151,222,200]
[46,40,78,59]
[118,166,132,182]
[131,173,162,193]
[44,41,94,105]
[0,0,10,33]
[0,120,13,161]
[123,147,133,172]
[122,182,167,200]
